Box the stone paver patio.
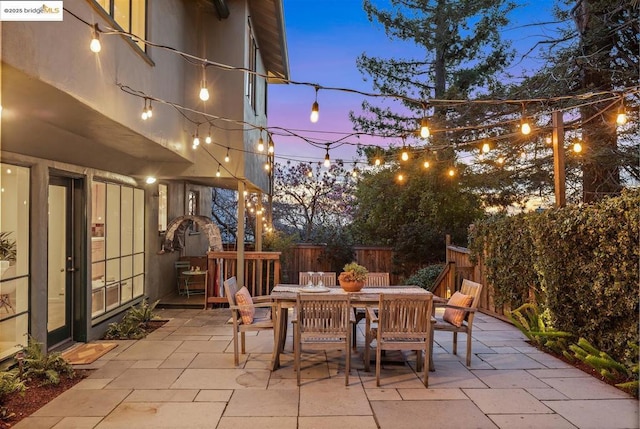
[16,308,638,429]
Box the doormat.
[61,342,118,365]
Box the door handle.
[67,267,76,272]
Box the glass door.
[47,177,73,346]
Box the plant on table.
[339,262,368,283]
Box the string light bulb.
[520,103,531,135]
[257,132,265,152]
[448,167,456,177]
[323,145,331,168]
[497,156,505,165]
[310,86,319,123]
[224,148,230,163]
[268,140,274,154]
[573,140,583,153]
[374,158,381,166]
[481,142,491,153]
[423,160,430,169]
[420,117,430,138]
[264,162,271,171]
[400,140,409,161]
[205,126,212,144]
[616,102,627,125]
[89,24,101,53]
[141,99,149,120]
[146,101,152,118]
[216,164,221,177]
[397,172,404,182]
[192,131,200,149]
[199,64,210,101]
[545,135,552,145]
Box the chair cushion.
[235,287,255,325]
[443,291,473,327]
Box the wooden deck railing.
[431,235,509,321]
[205,251,281,307]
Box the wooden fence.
[283,244,400,285]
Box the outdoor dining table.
[268,284,433,371]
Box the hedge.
[470,189,639,362]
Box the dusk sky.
[268,0,560,166]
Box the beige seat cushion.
[443,291,473,327]
[235,287,255,324]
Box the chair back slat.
[297,294,351,336]
[364,272,390,287]
[224,276,239,307]
[378,293,433,339]
[298,272,337,286]
[459,279,483,321]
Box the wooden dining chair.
[224,276,276,366]
[433,279,483,366]
[364,293,434,387]
[352,272,391,349]
[298,272,337,286]
[294,293,353,385]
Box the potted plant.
[0,231,17,276]
[338,262,368,292]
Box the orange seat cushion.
[235,287,255,324]
[443,291,473,327]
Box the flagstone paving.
[15,308,638,429]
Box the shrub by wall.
[470,189,639,362]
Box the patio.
[15,308,638,429]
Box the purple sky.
[268,0,559,166]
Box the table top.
[182,270,206,275]
[270,284,431,303]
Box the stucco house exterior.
[0,0,289,360]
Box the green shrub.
[404,263,445,291]
[470,189,639,363]
[104,298,159,340]
[507,303,572,355]
[0,370,24,423]
[22,337,74,385]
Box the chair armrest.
[230,301,275,311]
[433,296,448,304]
[438,304,477,312]
[253,295,273,304]
[366,307,378,323]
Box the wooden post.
[552,110,566,207]
[237,182,245,287]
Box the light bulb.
[310,101,319,123]
[616,112,627,125]
[90,25,101,53]
[257,137,264,152]
[199,86,209,101]
[193,135,200,147]
[397,173,404,182]
[145,177,156,184]
[141,110,148,120]
[545,135,552,144]
[224,148,230,163]
[423,161,430,169]
[497,156,505,164]
[264,163,270,171]
[216,166,221,177]
[268,141,274,154]
[374,158,381,166]
[482,142,490,153]
[521,121,531,135]
[324,153,330,168]
[420,117,430,138]
[146,104,152,118]
[307,169,313,177]
[448,168,456,176]
[205,135,212,144]
[573,142,582,153]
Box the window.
[0,164,30,360]
[158,184,167,233]
[94,0,147,51]
[247,33,257,110]
[91,181,145,319]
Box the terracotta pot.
[339,279,365,292]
